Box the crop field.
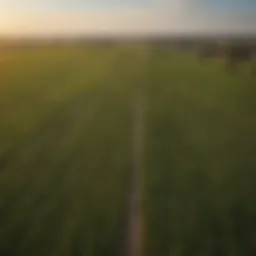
[145,47,256,256]
[0,44,255,256]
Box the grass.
[0,44,255,256]
[0,45,139,256]
[145,48,256,256]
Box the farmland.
[0,43,255,256]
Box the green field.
[0,44,255,256]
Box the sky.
[0,0,255,37]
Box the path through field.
[125,47,148,256]
[126,87,145,256]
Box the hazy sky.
[0,0,255,36]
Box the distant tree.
[224,43,255,73]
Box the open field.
[0,43,255,256]
[145,47,256,256]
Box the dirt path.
[126,85,145,256]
